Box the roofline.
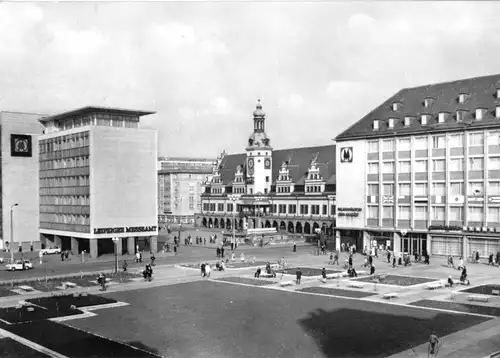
[400,73,500,92]
[215,143,337,158]
[0,111,49,116]
[158,157,217,162]
[39,106,156,123]
[158,169,213,175]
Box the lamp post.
[228,194,238,247]
[10,203,18,264]
[178,223,183,246]
[112,237,119,273]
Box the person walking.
[428,330,440,357]
[296,268,302,285]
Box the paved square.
[275,267,341,276]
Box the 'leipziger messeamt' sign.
[337,208,362,217]
[93,226,157,235]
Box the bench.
[279,281,295,287]
[348,282,365,289]
[63,282,77,288]
[17,285,34,292]
[468,295,489,303]
[326,273,342,279]
[357,271,368,276]
[426,282,444,290]
[382,292,399,300]
[260,273,275,278]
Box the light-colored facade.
[38,107,158,258]
[335,74,500,258]
[157,157,215,224]
[0,112,45,252]
[196,101,336,237]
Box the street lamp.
[178,223,183,246]
[228,194,238,248]
[112,237,119,273]
[10,204,18,263]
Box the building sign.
[338,207,362,217]
[340,147,353,163]
[11,134,32,157]
[93,226,157,235]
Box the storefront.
[401,233,428,256]
[336,229,363,251]
[366,231,393,251]
[467,236,500,259]
[430,235,462,256]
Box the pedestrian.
[392,256,396,268]
[201,262,206,277]
[216,247,220,258]
[387,250,391,263]
[39,251,43,265]
[333,251,339,265]
[65,250,69,261]
[476,251,480,264]
[321,267,327,280]
[428,331,440,357]
[293,242,297,253]
[205,262,211,278]
[150,253,156,266]
[296,268,302,285]
[221,246,225,258]
[348,255,353,268]
[370,265,375,275]
[368,255,373,267]
[123,260,128,272]
[60,251,64,262]
[255,267,261,278]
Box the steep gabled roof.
[215,144,336,186]
[336,74,500,141]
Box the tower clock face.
[248,168,254,176]
[264,158,271,169]
[248,158,254,169]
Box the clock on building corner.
[247,158,254,169]
[264,158,271,169]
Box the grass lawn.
[461,284,500,296]
[0,286,18,297]
[214,277,278,286]
[410,300,500,317]
[0,304,83,324]
[354,274,436,286]
[299,287,378,299]
[27,293,116,310]
[0,337,49,357]
[275,267,341,276]
[63,280,487,358]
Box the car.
[40,247,61,255]
[6,260,33,271]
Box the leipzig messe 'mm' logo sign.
[340,147,353,163]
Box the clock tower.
[246,100,272,195]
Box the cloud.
[347,13,376,31]
[46,24,108,57]
[278,94,304,109]
[208,97,232,115]
[200,39,229,55]
[147,22,196,47]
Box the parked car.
[6,260,33,271]
[40,247,61,255]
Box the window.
[383,184,394,196]
[300,205,309,215]
[382,206,393,219]
[469,157,484,171]
[383,162,395,174]
[449,206,463,221]
[432,159,446,171]
[489,157,500,170]
[414,160,428,172]
[398,206,410,219]
[449,158,463,171]
[322,205,327,215]
[382,139,394,152]
[398,138,411,150]
[414,206,427,220]
[432,206,445,220]
[450,182,464,195]
[432,136,445,149]
[432,183,446,196]
[368,163,379,174]
[469,132,484,146]
[398,161,411,173]
[227,203,234,212]
[399,183,411,196]
[265,176,269,183]
[489,181,500,195]
[368,141,379,153]
[414,137,427,150]
[448,133,464,148]
[487,131,500,146]
[414,183,428,196]
[469,182,484,195]
[367,184,379,196]
[367,206,379,219]
[488,207,500,223]
[218,203,224,211]
[468,206,484,221]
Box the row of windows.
[306,186,323,193]
[368,181,500,196]
[366,205,500,222]
[40,132,90,153]
[40,195,90,206]
[368,157,500,174]
[202,203,334,215]
[40,157,90,170]
[367,131,500,153]
[233,187,245,194]
[40,213,90,225]
[54,116,139,132]
[277,186,291,193]
[40,176,90,188]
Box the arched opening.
[226,219,231,229]
[214,218,219,229]
[220,219,225,229]
[296,222,303,234]
[251,218,256,229]
[313,222,320,233]
[208,218,213,228]
[280,221,286,231]
[288,221,294,233]
[239,219,244,229]
[265,220,271,228]
[304,222,311,234]
[202,217,207,228]
[272,221,278,229]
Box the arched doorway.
[239,219,244,229]
[280,221,286,231]
[202,217,207,228]
[288,221,294,233]
[220,219,225,229]
[265,220,271,228]
[226,218,231,229]
[272,221,278,229]
[313,222,320,233]
[214,218,219,228]
[296,222,303,233]
[304,222,311,234]
[208,218,213,228]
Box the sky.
[1,1,499,158]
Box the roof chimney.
[373,119,379,130]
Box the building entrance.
[402,233,428,255]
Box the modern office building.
[157,157,215,224]
[335,74,500,258]
[0,112,45,252]
[38,106,158,258]
[196,100,336,236]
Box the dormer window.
[421,114,429,125]
[456,110,467,122]
[438,112,448,124]
[392,102,402,111]
[476,108,486,120]
[373,119,379,130]
[388,118,395,129]
[496,106,500,118]
[404,116,411,127]
[497,88,500,99]
[459,93,467,104]
[424,97,434,108]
